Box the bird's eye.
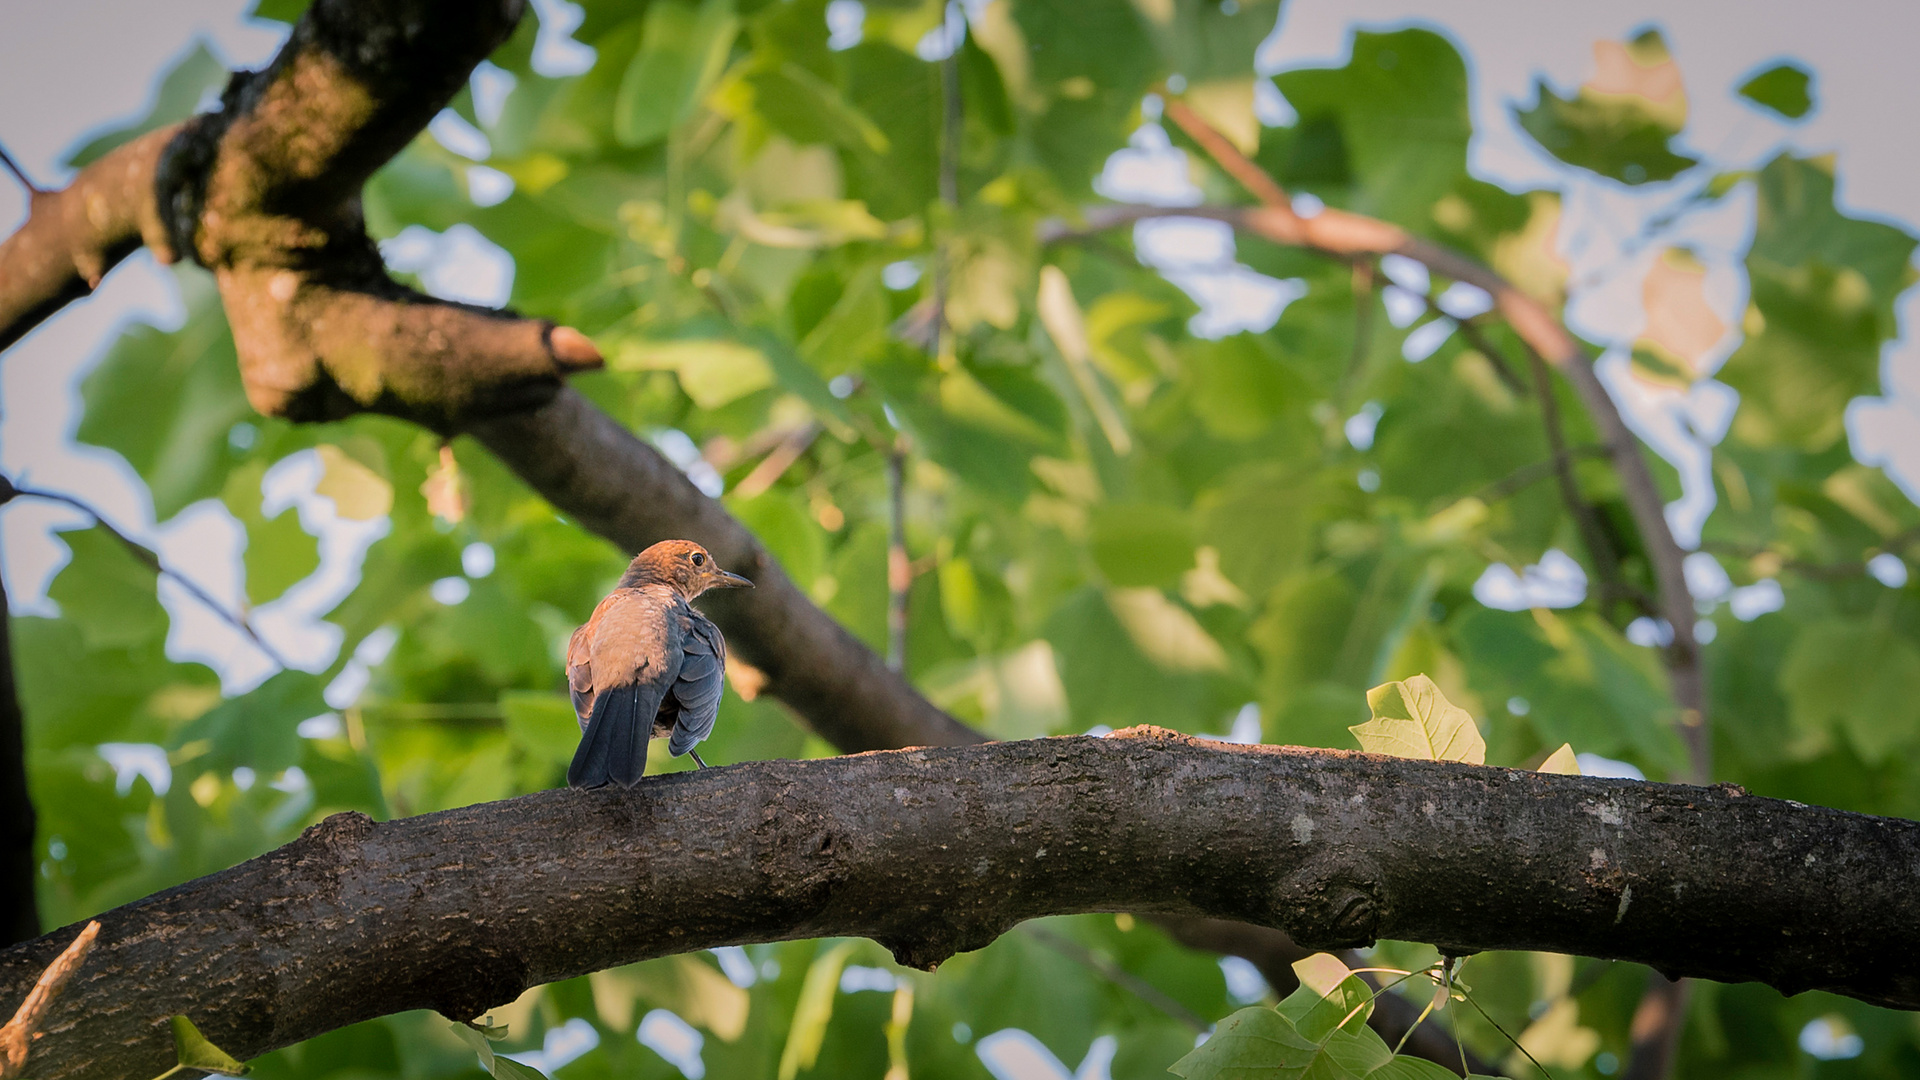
[691,552,705,566]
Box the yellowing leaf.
[666,953,751,1041]
[1039,266,1131,454]
[497,152,567,195]
[1492,192,1569,307]
[1511,998,1601,1071]
[778,942,857,1080]
[1107,588,1229,673]
[1291,952,1354,999]
[1184,79,1259,155]
[315,444,393,521]
[1635,247,1726,384]
[611,339,775,409]
[1585,36,1686,129]
[1539,743,1581,775]
[171,1015,250,1076]
[1351,674,1485,764]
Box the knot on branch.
[1280,877,1385,953]
[295,810,376,859]
[138,0,602,434]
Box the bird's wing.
[568,588,682,788]
[666,606,727,757]
[566,617,597,729]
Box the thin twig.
[1431,301,1526,397]
[1470,446,1610,506]
[1141,101,1708,783]
[6,482,292,670]
[885,446,909,673]
[1163,98,1293,212]
[0,920,100,1079]
[1024,926,1208,1032]
[0,143,39,196]
[1345,258,1377,400]
[1458,980,1555,1080]
[732,424,820,500]
[1524,347,1645,621]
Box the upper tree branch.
[2,731,1914,1080]
[1133,102,1708,780]
[0,128,177,352]
[0,0,603,431]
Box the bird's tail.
[568,684,650,788]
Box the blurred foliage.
[17,1,1920,1078]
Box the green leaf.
[1278,954,1374,1040]
[1719,154,1918,451]
[1352,674,1485,764]
[223,463,320,606]
[449,1019,554,1080]
[175,670,327,774]
[67,42,228,167]
[1267,30,1472,224]
[728,488,827,589]
[610,337,777,409]
[1171,1002,1405,1080]
[500,690,582,767]
[77,273,256,520]
[1169,1006,1316,1079]
[615,0,740,146]
[1781,618,1920,762]
[744,61,892,156]
[47,527,165,652]
[1087,504,1195,588]
[1186,335,1313,442]
[171,1014,250,1076]
[1514,80,1697,185]
[1739,63,1813,120]
[1453,608,1687,773]
[1511,32,1695,185]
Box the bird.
[566,539,753,788]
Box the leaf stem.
[4,481,292,670]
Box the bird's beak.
[713,569,754,589]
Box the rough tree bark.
[3,731,1918,1080]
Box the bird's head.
[623,539,754,599]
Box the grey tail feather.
[568,684,649,788]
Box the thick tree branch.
[0,128,177,352]
[0,1,603,430]
[3,731,1915,1080]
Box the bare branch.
[0,2,603,431]
[1523,347,1647,622]
[1054,149,1706,784]
[0,145,39,196]
[4,733,1916,1080]
[0,127,177,351]
[1163,98,1294,212]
